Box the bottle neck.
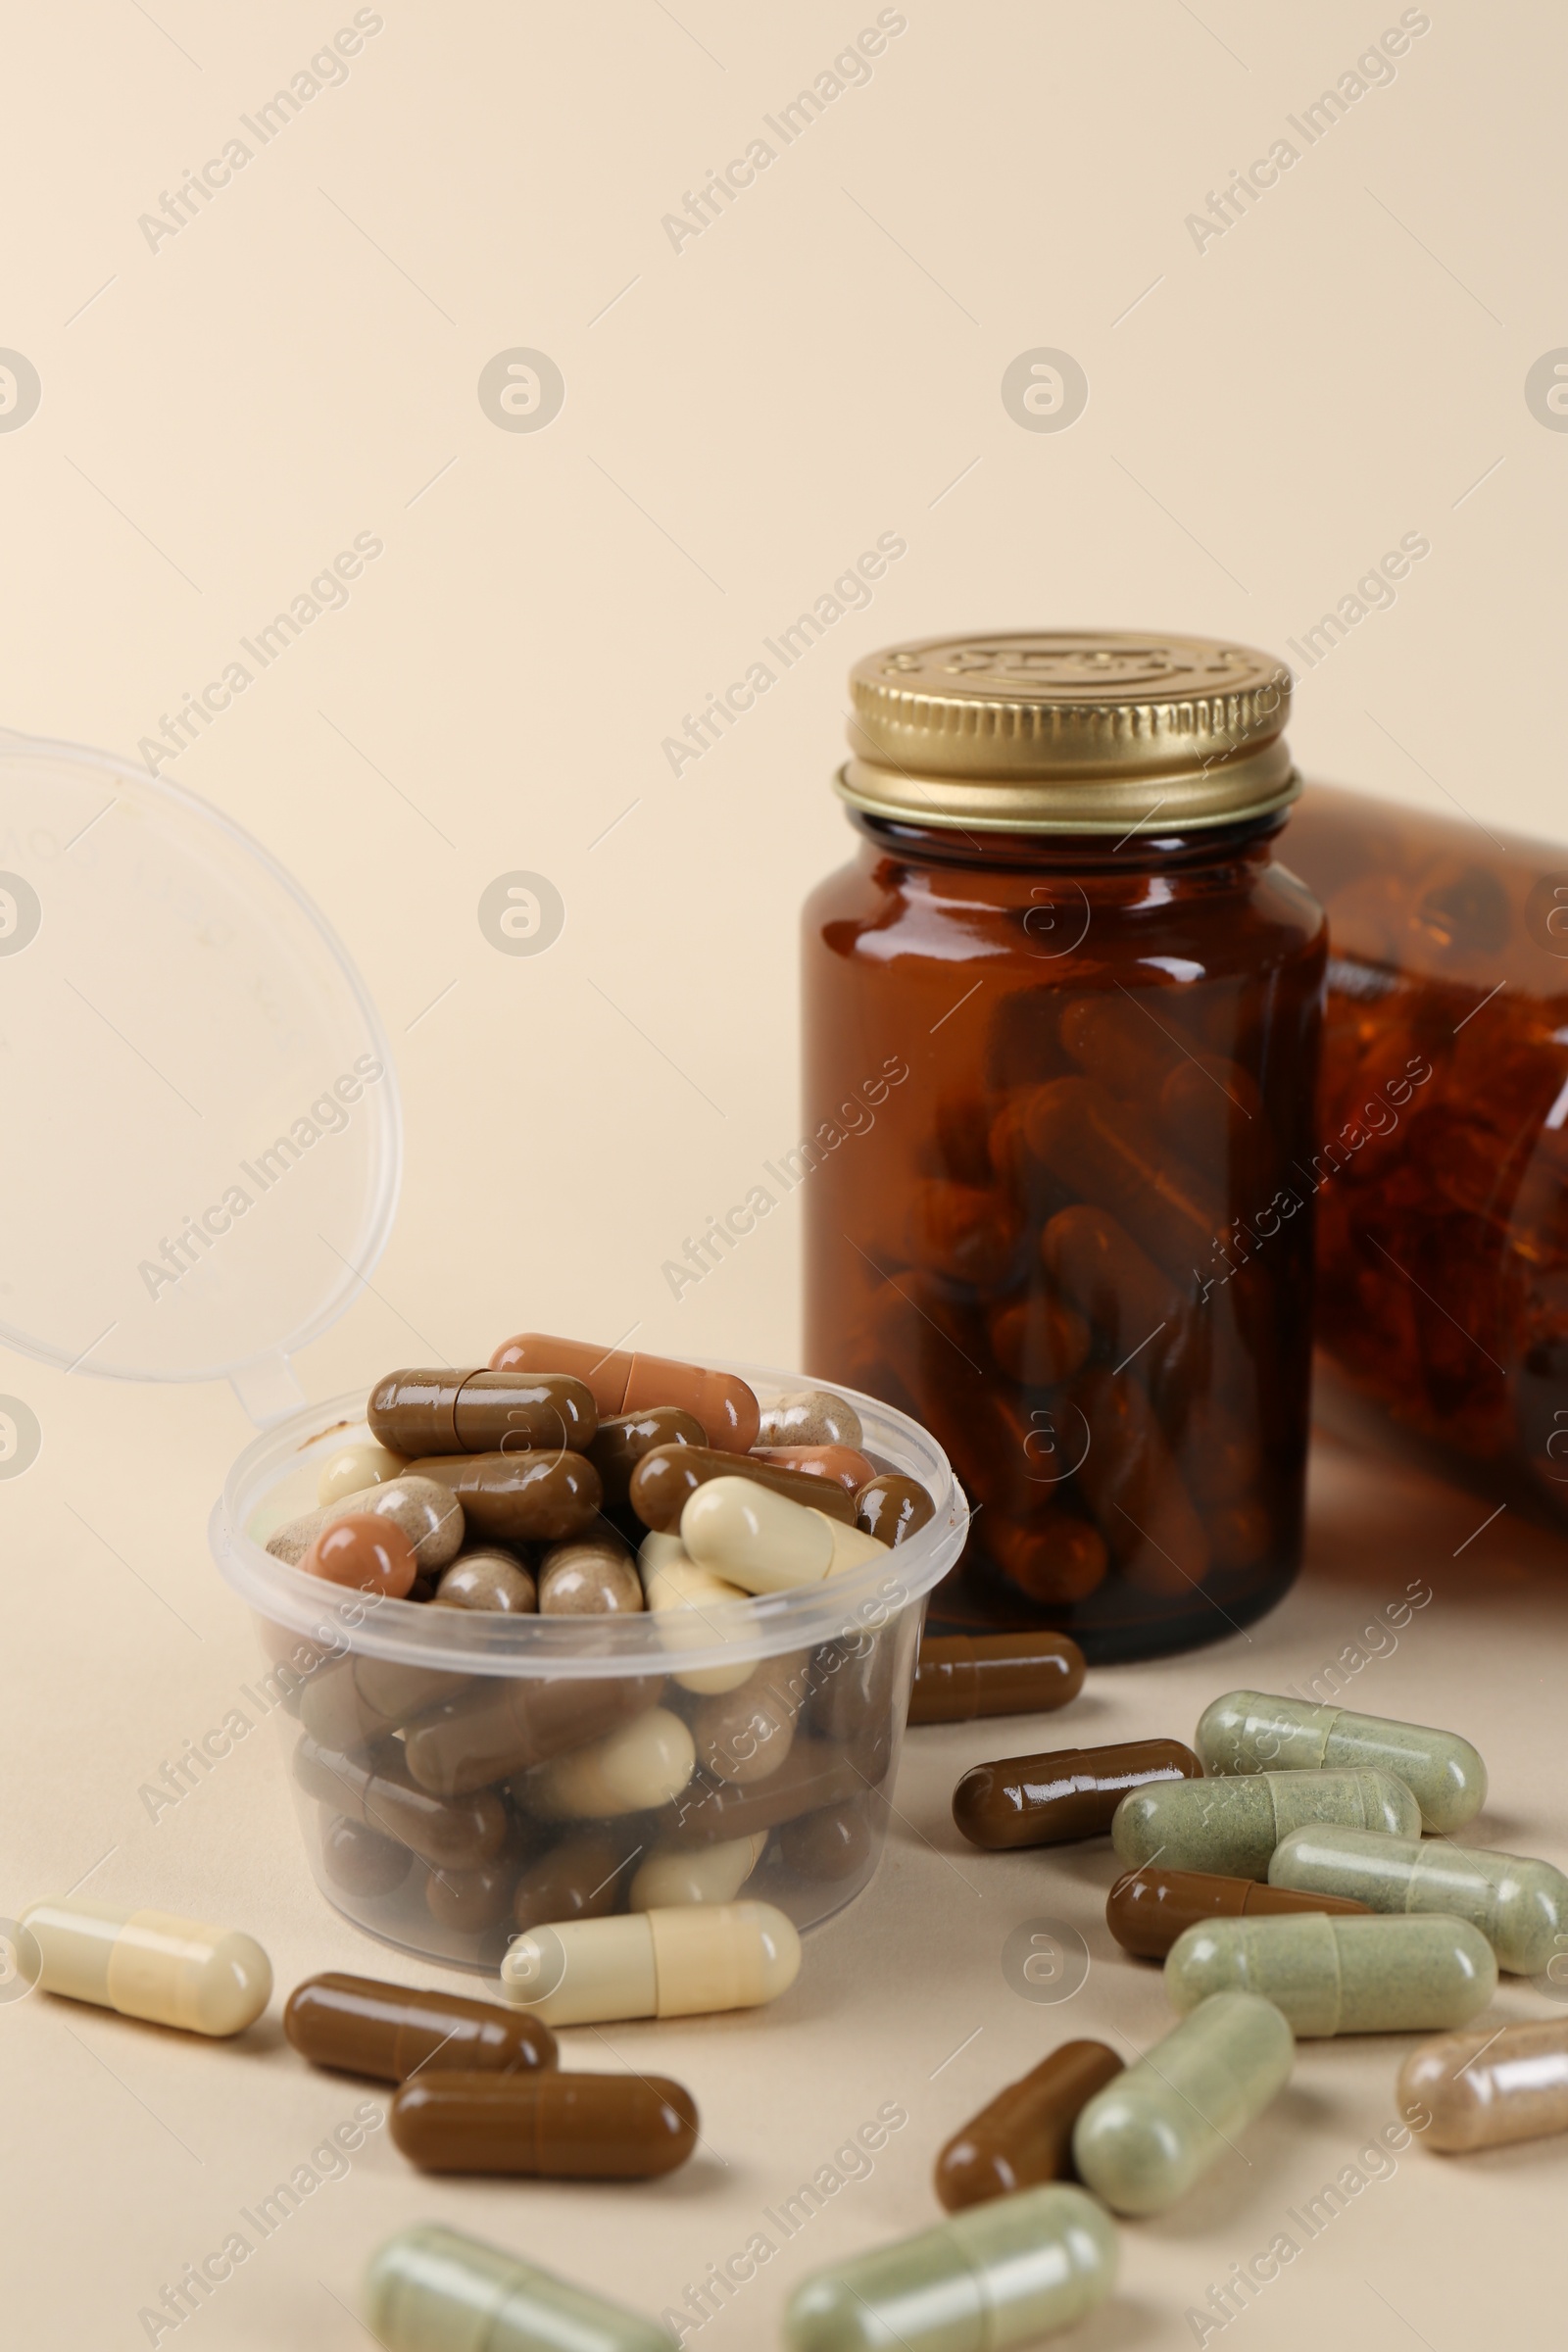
[849,808,1287,875]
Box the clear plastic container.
[212,1368,965,1970]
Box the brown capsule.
[432,1548,538,1613]
[294,1734,511,1870]
[368,1369,598,1457]
[986,1294,1092,1388]
[1042,1205,1190,1367]
[514,1831,637,1931]
[268,1476,466,1572]
[628,1444,855,1533]
[537,1539,643,1616]
[318,1812,414,1897]
[403,1450,603,1542]
[779,1801,873,1883]
[1070,1366,1209,1595]
[952,1739,1201,1851]
[301,1514,419,1599]
[935,2041,1125,2213]
[748,1445,878,1493]
[402,1672,665,1797]
[425,1858,521,1933]
[1105,1866,1373,1959]
[855,1473,935,1549]
[487,1332,760,1451]
[284,1971,556,2081]
[300,1657,472,1751]
[691,1660,808,1786]
[985,1515,1108,1606]
[907,1632,1086,1726]
[389,2069,699,2179]
[588,1406,707,1508]
[649,1738,866,1849]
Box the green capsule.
[1165,1911,1496,2035]
[1269,1824,1568,1975]
[364,2223,677,2352]
[1196,1690,1486,1834]
[1070,1992,1293,2217]
[1111,1766,1419,1881]
[783,2182,1116,2352]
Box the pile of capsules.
[264,1336,936,1957]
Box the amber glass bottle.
[803,633,1326,1662]
[1284,782,1568,1523]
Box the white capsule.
[639,1531,755,1693]
[681,1478,835,1594]
[629,1833,767,1911]
[20,1897,271,2035]
[522,1706,696,1819]
[500,1899,801,2024]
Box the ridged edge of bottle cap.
[835,747,1299,835]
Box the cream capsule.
[1268,1823,1568,1975]
[500,1899,801,2024]
[19,1897,271,2035]
[628,1834,767,1910]
[1196,1690,1487,1834]
[521,1707,696,1820]
[1397,2018,1568,2152]
[317,1440,407,1506]
[680,1479,835,1593]
[783,2182,1116,2352]
[1165,1912,1497,2034]
[1072,1992,1294,2216]
[364,2223,677,2352]
[640,1532,754,1694]
[1111,1766,1421,1880]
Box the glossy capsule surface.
[20,1897,270,2035]
[907,1632,1084,1725]
[1072,1991,1294,2215]
[487,1332,760,1452]
[934,2041,1123,2212]
[500,1899,801,2024]
[758,1388,863,1448]
[284,1972,556,2080]
[629,1444,854,1533]
[1165,1912,1497,2034]
[368,1369,598,1458]
[1268,1823,1568,1974]
[588,1406,706,1507]
[855,1472,935,1549]
[364,2223,677,2352]
[1106,1866,1369,1959]
[389,2069,699,2178]
[954,1739,1200,1851]
[680,1479,836,1592]
[1397,2018,1568,2152]
[1197,1689,1487,1833]
[404,1450,602,1542]
[749,1444,877,1491]
[1111,1765,1421,1879]
[521,1706,696,1819]
[784,2182,1116,2352]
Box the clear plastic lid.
[0,732,401,1422]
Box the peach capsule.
[302,1514,419,1599]
[488,1332,760,1451]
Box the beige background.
[4,2,1567,2346]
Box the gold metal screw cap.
[840,629,1297,834]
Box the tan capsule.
[269,1476,466,1572]
[20,1897,271,2035]
[318,1441,408,1507]
[1398,2018,1568,2152]
[757,1388,863,1449]
[640,1532,754,1693]
[680,1479,836,1594]
[523,1707,696,1819]
[500,1900,801,2023]
[432,1549,537,1613]
[538,1539,643,1616]
[629,1834,766,1910]
[691,1659,808,1785]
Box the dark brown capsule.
[284,1972,557,2081]
[778,1800,873,1883]
[425,1858,521,1933]
[952,1739,1201,1850]
[294,1733,511,1869]
[908,1633,1086,1727]
[389,2069,699,2178]
[318,1811,413,1897]
[628,1444,855,1533]
[588,1406,706,1509]
[649,1738,867,1849]
[368,1369,599,1457]
[934,2041,1124,2212]
[1106,1865,1373,1959]
[854,1472,935,1548]
[402,1671,665,1798]
[403,1449,603,1541]
[514,1831,639,1932]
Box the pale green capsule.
[1164,1911,1496,2035]
[364,2223,676,2352]
[783,2182,1116,2352]
[1196,1690,1486,1833]
[1070,1992,1293,2217]
[1269,1824,1568,1975]
[1111,1766,1419,1881]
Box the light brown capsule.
[629,1444,854,1533]
[433,1549,537,1613]
[588,1407,706,1509]
[1106,1866,1371,1959]
[757,1389,863,1449]
[907,1633,1085,1726]
[403,1450,602,1542]
[488,1332,760,1451]
[368,1369,597,1457]
[935,2042,1125,2212]
[268,1476,466,1572]
[1398,2018,1568,2152]
[389,2069,699,2178]
[648,1738,866,1849]
[854,1473,935,1549]
[537,1540,643,1616]
[300,1657,471,1751]
[284,1970,556,2080]
[294,1735,510,1870]
[402,1672,665,1797]
[691,1660,808,1786]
